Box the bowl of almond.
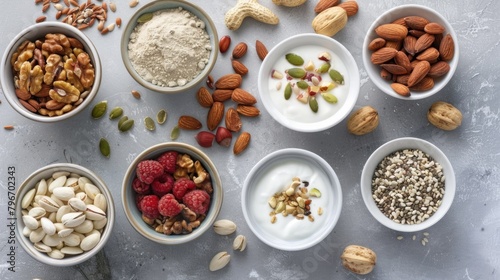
[362,4,459,100]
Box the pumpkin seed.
[108,107,123,120]
[284,82,292,100]
[318,62,331,74]
[144,117,155,131]
[170,125,180,140]
[91,101,107,119]
[285,53,304,66]
[287,68,306,79]
[118,116,128,127]
[321,92,338,104]
[156,109,167,124]
[297,80,309,89]
[329,69,345,85]
[137,13,153,23]
[119,119,134,132]
[99,138,110,158]
[309,97,319,113]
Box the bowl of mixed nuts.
[258,33,359,132]
[121,142,223,244]
[15,163,115,266]
[362,4,459,100]
[0,22,101,122]
[242,148,342,251]
[360,137,456,232]
[120,0,219,94]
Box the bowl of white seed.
[120,0,218,94]
[15,163,114,266]
[360,137,455,232]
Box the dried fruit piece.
[99,138,110,158]
[233,132,251,155]
[91,101,107,119]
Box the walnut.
[18,61,32,93]
[49,81,80,103]
[340,245,377,275]
[43,54,62,85]
[193,160,208,185]
[29,65,44,95]
[427,101,462,130]
[64,58,84,92]
[11,41,35,71]
[347,106,379,135]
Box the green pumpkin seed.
[329,69,344,85]
[321,92,338,104]
[170,125,180,140]
[91,101,107,119]
[137,13,153,23]
[156,109,167,124]
[318,62,331,74]
[284,82,292,100]
[287,68,306,79]
[297,81,309,89]
[99,138,110,158]
[108,107,123,120]
[285,53,304,66]
[118,116,128,127]
[144,117,155,131]
[309,97,319,113]
[119,119,134,132]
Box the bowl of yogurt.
[257,33,360,132]
[242,148,342,251]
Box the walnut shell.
[347,106,379,135]
[340,245,377,275]
[427,101,462,130]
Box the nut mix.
[20,171,108,259]
[11,33,95,116]
[132,151,214,235]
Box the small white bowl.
[0,22,101,122]
[362,4,459,100]
[120,0,218,94]
[360,137,456,232]
[15,163,114,266]
[242,148,342,251]
[258,33,360,132]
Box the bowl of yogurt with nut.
[242,148,342,251]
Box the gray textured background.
[0,0,499,279]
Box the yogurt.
[267,45,350,123]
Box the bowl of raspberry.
[121,142,223,244]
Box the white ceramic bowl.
[122,142,223,244]
[0,22,101,122]
[242,148,342,251]
[15,163,114,266]
[120,0,218,94]
[362,4,459,100]
[360,137,456,232]
[258,33,360,132]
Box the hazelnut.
[347,106,379,135]
[427,101,462,130]
[340,245,377,275]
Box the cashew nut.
[225,0,279,30]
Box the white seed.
[53,187,75,201]
[48,249,65,259]
[23,215,40,230]
[397,236,404,240]
[84,183,101,200]
[232,235,247,251]
[41,217,56,235]
[62,212,86,228]
[80,234,100,251]
[93,194,107,212]
[275,81,282,90]
[74,220,94,234]
[60,246,83,255]
[213,219,237,235]
[48,176,67,193]
[63,233,81,247]
[68,197,87,212]
[34,242,52,253]
[22,188,36,209]
[85,205,106,221]
[28,207,46,219]
[209,251,230,271]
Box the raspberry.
[157,151,178,174]
[139,195,160,219]
[136,160,164,184]
[183,190,211,215]
[158,194,183,217]
[135,194,146,210]
[172,177,196,200]
[151,173,174,197]
[132,177,151,194]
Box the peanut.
[272,0,307,7]
[225,0,279,30]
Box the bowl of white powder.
[121,0,218,93]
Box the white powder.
[128,7,212,87]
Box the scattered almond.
[232,42,248,59]
[213,89,233,102]
[196,87,214,108]
[231,88,257,105]
[314,0,340,13]
[215,74,242,90]
[233,132,251,155]
[236,105,260,117]
[131,90,141,99]
[231,60,248,76]
[4,125,14,130]
[36,16,47,23]
[338,0,358,17]
[178,115,202,130]
[255,40,268,61]
[225,108,242,132]
[207,102,225,131]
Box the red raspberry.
[136,160,164,184]
[139,195,160,219]
[135,194,146,210]
[183,190,211,215]
[158,194,183,217]
[151,173,174,197]
[172,178,196,200]
[132,177,151,194]
[157,151,178,174]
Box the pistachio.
[84,183,101,200]
[144,116,156,131]
[60,246,84,255]
[85,205,106,221]
[213,219,237,235]
[74,220,94,234]
[309,97,319,113]
[39,196,60,212]
[321,92,338,104]
[29,228,46,243]
[232,235,247,251]
[56,205,73,222]
[156,109,167,124]
[28,207,46,219]
[48,249,64,259]
[287,68,306,79]
[93,194,107,212]
[170,125,180,140]
[68,197,88,212]
[61,212,86,228]
[80,234,100,251]
[285,53,304,66]
[99,138,111,158]
[42,234,61,247]
[52,187,75,201]
[91,101,107,119]
[22,188,36,209]
[209,251,231,271]
[284,82,292,100]
[62,233,81,247]
[329,69,345,85]
[109,107,123,119]
[34,242,52,253]
[285,187,295,196]
[23,215,40,230]
[41,217,56,235]
[57,228,74,238]
[48,176,67,193]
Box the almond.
[178,115,202,130]
[416,47,440,62]
[231,60,248,76]
[314,0,340,13]
[424,22,445,35]
[428,61,450,78]
[236,105,260,117]
[213,89,233,102]
[404,16,429,31]
[368,38,386,51]
[381,64,408,75]
[391,17,407,27]
[233,132,251,155]
[374,24,408,41]
[196,87,214,108]
[219,35,231,54]
[394,51,412,73]
[385,40,402,50]
[232,42,248,59]
[207,102,225,131]
[215,74,242,90]
[225,108,242,132]
[403,35,417,55]
[414,33,435,53]
[396,74,410,85]
[380,69,392,81]
[370,47,398,65]
[231,88,257,105]
[439,34,455,61]
[407,60,430,87]
[255,40,268,61]
[410,76,434,91]
[390,82,410,97]
[408,29,426,38]
[338,0,358,17]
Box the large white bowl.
[258,33,360,132]
[362,4,459,100]
[242,148,342,251]
[360,137,456,232]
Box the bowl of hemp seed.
[360,137,456,232]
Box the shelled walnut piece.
[11,33,95,117]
